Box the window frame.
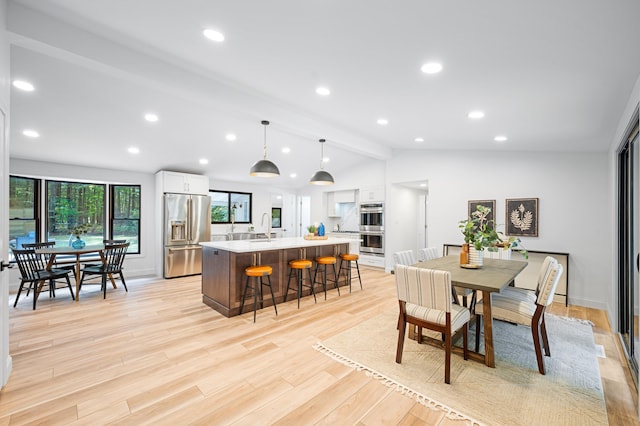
[8,175,143,260]
[110,184,141,254]
[9,175,40,252]
[210,190,253,224]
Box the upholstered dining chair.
[474,259,563,374]
[417,246,440,262]
[499,255,555,303]
[393,250,417,268]
[484,247,512,260]
[395,265,471,384]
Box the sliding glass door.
[618,115,640,386]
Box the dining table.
[415,255,528,368]
[35,244,109,301]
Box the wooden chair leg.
[65,275,75,300]
[444,328,451,384]
[475,315,482,352]
[396,317,407,363]
[540,314,550,356]
[463,323,468,360]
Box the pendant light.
[310,138,334,185]
[249,120,280,177]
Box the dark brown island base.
[200,237,351,317]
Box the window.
[8,176,142,259]
[210,190,252,223]
[271,207,281,228]
[9,176,39,251]
[46,180,106,247]
[111,185,141,253]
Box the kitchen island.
[200,237,351,317]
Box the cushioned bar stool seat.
[338,253,362,292]
[313,256,340,299]
[240,265,278,322]
[284,259,316,308]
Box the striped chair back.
[418,247,440,262]
[393,250,417,267]
[395,264,452,313]
[484,248,512,260]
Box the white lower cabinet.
[358,254,385,268]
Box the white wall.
[207,178,292,237]
[384,149,611,310]
[8,159,157,289]
[386,185,422,271]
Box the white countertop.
[200,237,349,253]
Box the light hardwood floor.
[1,266,638,425]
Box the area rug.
[314,310,607,426]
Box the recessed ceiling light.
[468,111,485,119]
[13,80,35,91]
[414,137,425,143]
[494,135,508,142]
[203,29,224,42]
[22,129,39,138]
[420,62,443,74]
[144,113,158,122]
[128,147,140,154]
[323,157,330,163]
[377,118,389,125]
[419,183,427,187]
[289,173,297,178]
[316,87,331,96]
[282,147,291,153]
[199,158,209,165]
[225,133,237,141]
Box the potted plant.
[307,225,317,236]
[459,206,527,265]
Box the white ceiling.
[7,0,640,188]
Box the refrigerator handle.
[187,197,192,242]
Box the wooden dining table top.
[35,244,105,255]
[415,255,528,293]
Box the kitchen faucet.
[261,212,272,241]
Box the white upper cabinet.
[334,190,356,203]
[157,171,210,195]
[359,186,385,202]
[327,190,356,216]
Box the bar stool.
[284,259,315,308]
[240,265,278,322]
[313,256,340,299]
[338,253,363,292]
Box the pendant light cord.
[263,124,268,160]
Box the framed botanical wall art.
[506,198,538,237]
[468,200,496,224]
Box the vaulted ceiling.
[7,0,640,187]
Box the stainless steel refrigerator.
[163,193,211,278]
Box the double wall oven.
[360,202,384,256]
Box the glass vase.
[72,236,86,249]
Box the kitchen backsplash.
[333,203,359,232]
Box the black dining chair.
[79,242,129,299]
[11,248,75,310]
[22,241,77,280]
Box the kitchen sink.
[227,232,257,240]
[227,232,276,240]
